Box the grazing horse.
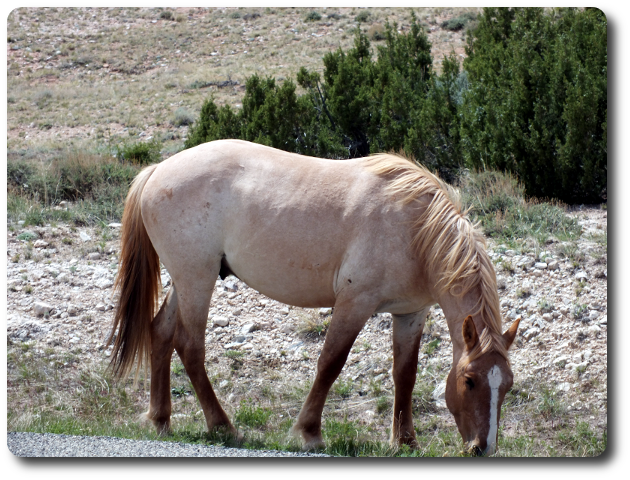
[108,139,520,456]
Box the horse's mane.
[363,153,508,366]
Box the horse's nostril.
[468,444,483,457]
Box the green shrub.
[159,10,174,21]
[170,107,195,127]
[184,9,606,204]
[459,169,582,242]
[7,153,139,225]
[304,11,321,22]
[441,12,476,31]
[355,10,371,23]
[115,139,161,165]
[460,7,607,203]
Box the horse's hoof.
[140,412,172,436]
[302,438,326,452]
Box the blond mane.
[363,154,508,365]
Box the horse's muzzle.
[468,444,484,457]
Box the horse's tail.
[108,164,161,381]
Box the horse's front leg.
[291,294,377,450]
[390,309,429,448]
[142,286,178,435]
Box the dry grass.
[7,7,478,160]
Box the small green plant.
[538,297,553,313]
[333,378,353,398]
[224,350,245,360]
[500,259,515,273]
[369,378,383,397]
[556,421,606,456]
[234,399,273,429]
[297,312,330,338]
[423,338,441,356]
[572,303,588,321]
[24,285,33,294]
[535,385,565,421]
[171,361,185,376]
[376,396,390,414]
[11,253,20,263]
[171,385,192,397]
[18,231,38,241]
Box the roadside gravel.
[7,432,329,457]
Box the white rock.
[587,325,601,336]
[79,231,92,242]
[87,252,101,261]
[34,240,49,249]
[95,277,114,289]
[598,315,607,325]
[108,223,122,228]
[575,271,588,282]
[547,260,559,270]
[33,302,53,316]
[570,361,588,372]
[534,262,548,270]
[588,310,600,321]
[280,306,290,315]
[212,316,229,327]
[553,356,569,367]
[67,304,79,316]
[241,323,257,334]
[319,307,333,316]
[279,324,294,334]
[432,381,447,409]
[558,382,571,392]
[56,272,71,284]
[522,327,540,340]
[542,313,553,322]
[95,303,106,311]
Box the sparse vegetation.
[6,6,606,458]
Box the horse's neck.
[438,289,484,361]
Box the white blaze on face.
[486,365,502,454]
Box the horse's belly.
[223,249,339,308]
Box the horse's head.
[445,316,520,456]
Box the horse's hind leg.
[292,294,376,449]
[172,275,235,435]
[390,309,428,448]
[143,286,178,435]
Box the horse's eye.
[465,377,475,390]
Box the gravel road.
[7,431,329,458]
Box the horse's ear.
[502,317,521,350]
[462,315,478,351]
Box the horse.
[108,139,520,456]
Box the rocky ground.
[6,206,607,453]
